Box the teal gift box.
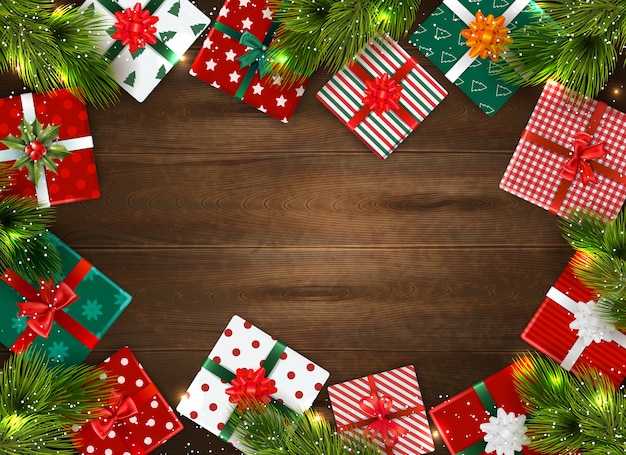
[0,233,132,364]
[409,0,542,115]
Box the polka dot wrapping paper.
[188,0,309,123]
[72,346,184,455]
[499,80,626,219]
[316,36,447,159]
[328,365,435,455]
[429,363,541,455]
[176,314,330,451]
[82,0,210,103]
[0,89,100,207]
[521,252,626,388]
[0,233,132,365]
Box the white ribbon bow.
[480,407,530,455]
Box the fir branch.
[233,401,379,455]
[0,195,61,284]
[0,348,113,455]
[513,354,626,455]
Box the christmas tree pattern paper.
[177,315,330,451]
[0,233,132,364]
[189,0,309,123]
[82,0,210,102]
[409,0,542,116]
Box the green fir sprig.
[558,208,626,327]
[232,401,380,455]
[0,192,62,284]
[266,0,421,86]
[0,348,113,455]
[499,0,626,99]
[513,353,626,455]
[0,0,119,107]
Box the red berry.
[26,140,47,161]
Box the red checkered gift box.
[500,80,626,219]
[522,252,626,387]
[328,365,434,455]
[429,363,541,455]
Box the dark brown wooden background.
[3,0,626,453]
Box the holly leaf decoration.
[0,117,71,185]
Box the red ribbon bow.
[559,131,607,185]
[91,391,140,439]
[362,73,403,116]
[225,367,277,410]
[17,279,78,338]
[359,394,408,448]
[112,2,159,53]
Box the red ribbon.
[347,59,419,132]
[225,367,278,410]
[558,131,607,184]
[91,391,140,439]
[2,258,99,353]
[362,73,403,116]
[359,394,408,449]
[521,100,626,214]
[339,375,417,455]
[112,2,159,53]
[17,279,78,338]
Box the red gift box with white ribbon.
[500,80,626,219]
[522,252,626,387]
[0,89,99,207]
[328,365,435,455]
[72,346,183,455]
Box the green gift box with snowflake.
[82,0,210,102]
[0,233,132,364]
[409,0,543,116]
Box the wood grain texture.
[3,0,626,453]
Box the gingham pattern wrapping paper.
[317,37,447,159]
[499,81,626,219]
[328,365,435,455]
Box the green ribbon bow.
[237,31,271,78]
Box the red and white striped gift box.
[500,80,626,219]
[316,36,447,159]
[328,365,435,455]
[522,252,626,387]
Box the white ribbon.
[546,287,626,370]
[443,0,532,82]
[480,407,530,455]
[0,93,94,207]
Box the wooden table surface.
[3,0,626,453]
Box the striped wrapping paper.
[521,252,626,387]
[499,80,626,219]
[328,365,434,455]
[317,36,447,159]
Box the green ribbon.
[457,380,522,455]
[211,19,281,100]
[97,0,179,65]
[201,340,297,442]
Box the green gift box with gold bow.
[177,315,330,450]
[409,0,543,116]
[189,0,309,123]
[82,0,210,102]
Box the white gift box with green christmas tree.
[83,0,210,102]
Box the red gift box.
[0,89,99,206]
[499,81,626,219]
[72,346,183,455]
[189,0,308,123]
[521,253,626,387]
[429,363,540,455]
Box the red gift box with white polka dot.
[72,346,184,455]
[0,89,99,207]
[176,315,330,451]
[188,0,309,123]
